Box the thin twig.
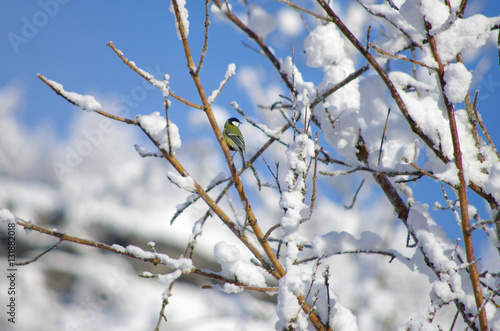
[14,240,63,266]
[37,74,138,125]
[195,0,211,75]
[378,108,391,166]
[369,42,436,70]
[343,179,365,210]
[310,64,369,111]
[107,41,203,110]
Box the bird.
[223,117,245,166]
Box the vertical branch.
[426,24,488,331]
[195,0,211,75]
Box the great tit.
[223,117,245,165]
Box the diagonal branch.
[170,0,287,279]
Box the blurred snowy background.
[1,1,500,330]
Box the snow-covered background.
[1,1,500,330]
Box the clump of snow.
[276,281,308,330]
[419,0,449,30]
[277,8,303,37]
[137,112,181,154]
[248,5,276,39]
[222,283,244,294]
[389,71,437,92]
[279,134,315,243]
[123,244,192,271]
[284,134,315,182]
[167,171,196,192]
[367,1,425,47]
[225,63,236,78]
[435,14,491,64]
[399,92,454,161]
[304,23,345,68]
[45,78,102,112]
[431,280,454,305]
[158,269,182,288]
[443,62,472,103]
[213,241,266,287]
[111,244,126,253]
[169,0,189,40]
[330,303,359,331]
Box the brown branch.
[37,74,138,125]
[40,68,274,280]
[14,239,63,266]
[472,97,500,162]
[195,0,211,75]
[378,108,391,166]
[315,0,444,163]
[355,130,475,326]
[369,42,436,70]
[310,64,370,110]
[427,21,488,330]
[170,1,287,281]
[16,218,164,264]
[107,41,203,110]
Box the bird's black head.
[228,117,241,125]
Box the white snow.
[137,112,181,154]
[304,23,345,68]
[45,78,102,112]
[0,208,16,222]
[443,62,472,103]
[169,0,189,40]
[124,244,193,271]
[4,2,500,330]
[435,14,491,64]
[208,63,236,104]
[213,241,266,287]
[222,283,244,294]
[158,269,182,296]
[419,0,449,31]
[126,59,170,98]
[166,171,196,192]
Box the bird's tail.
[239,149,246,167]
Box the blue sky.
[1,1,499,139]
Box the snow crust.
[46,78,102,112]
[169,0,189,40]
